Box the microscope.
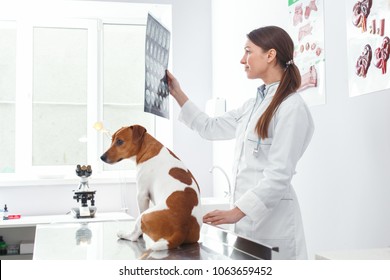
[71,165,97,219]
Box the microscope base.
[71,207,97,219]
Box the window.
[0,2,172,180]
[33,26,89,166]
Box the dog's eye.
[116,139,124,146]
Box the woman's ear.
[267,49,277,63]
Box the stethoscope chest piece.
[253,139,261,157]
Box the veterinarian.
[167,25,314,260]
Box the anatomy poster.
[346,0,390,97]
[288,0,326,106]
[144,13,171,118]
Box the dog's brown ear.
[130,125,147,144]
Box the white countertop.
[33,220,138,260]
[33,220,276,260]
[0,212,132,228]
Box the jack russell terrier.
[100,125,202,251]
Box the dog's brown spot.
[169,167,200,193]
[169,167,193,185]
[141,187,200,249]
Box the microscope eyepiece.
[75,164,92,177]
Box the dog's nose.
[100,153,107,162]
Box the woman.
[167,26,314,259]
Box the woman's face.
[240,39,270,80]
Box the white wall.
[295,0,390,258]
[212,0,390,259]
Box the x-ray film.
[144,13,171,118]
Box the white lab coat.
[179,82,314,259]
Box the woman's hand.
[203,207,246,225]
[166,70,189,107]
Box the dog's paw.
[117,230,141,242]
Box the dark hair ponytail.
[247,26,301,139]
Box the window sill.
[0,171,136,188]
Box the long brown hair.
[247,26,301,139]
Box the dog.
[100,125,202,251]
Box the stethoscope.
[242,91,265,159]
[253,139,262,157]
[244,83,278,158]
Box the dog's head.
[100,125,147,164]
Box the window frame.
[14,19,99,178]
